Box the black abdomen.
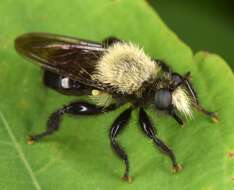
[43,70,91,96]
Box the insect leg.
[182,76,219,123]
[109,107,132,182]
[168,107,184,126]
[102,37,122,47]
[193,103,219,123]
[139,108,182,173]
[154,59,171,73]
[28,102,117,144]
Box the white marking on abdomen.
[61,77,70,89]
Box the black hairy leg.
[193,103,219,123]
[102,36,122,47]
[109,107,132,182]
[28,102,117,144]
[138,108,182,173]
[181,73,219,123]
[154,59,171,73]
[172,72,218,123]
[168,107,184,127]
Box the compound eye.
[172,73,183,86]
[154,89,172,110]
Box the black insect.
[15,33,218,182]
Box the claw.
[172,164,182,174]
[180,124,186,128]
[211,113,219,123]
[122,175,132,183]
[27,136,34,145]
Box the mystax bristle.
[172,87,193,119]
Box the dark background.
[148,0,234,70]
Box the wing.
[15,33,106,87]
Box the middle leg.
[138,108,182,173]
[109,107,132,182]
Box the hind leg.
[28,102,117,143]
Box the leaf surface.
[0,0,233,189]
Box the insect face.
[154,72,184,111]
[153,72,193,117]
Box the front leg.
[182,73,219,123]
[168,106,184,126]
[109,107,132,182]
[139,108,182,173]
[193,103,219,123]
[172,72,218,123]
[28,102,116,144]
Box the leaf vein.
[0,111,42,190]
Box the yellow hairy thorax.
[92,42,160,95]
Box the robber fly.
[15,33,218,182]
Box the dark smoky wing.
[15,33,105,86]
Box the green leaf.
[0,0,234,189]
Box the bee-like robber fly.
[15,33,218,182]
